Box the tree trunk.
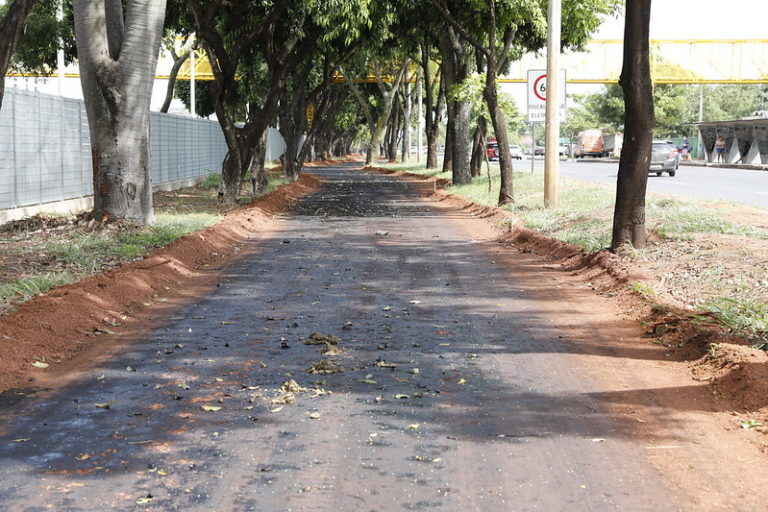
[452,94,472,185]
[426,80,444,169]
[401,81,412,164]
[160,47,190,114]
[439,28,472,185]
[484,79,514,204]
[470,116,487,178]
[0,0,38,112]
[73,0,167,225]
[611,0,654,250]
[250,132,268,196]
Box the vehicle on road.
[649,141,680,176]
[486,141,499,161]
[534,146,545,155]
[603,133,623,157]
[574,129,604,158]
[486,141,523,161]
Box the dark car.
[649,141,679,176]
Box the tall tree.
[610,0,654,250]
[341,57,411,165]
[0,0,39,111]
[431,0,619,203]
[73,0,168,224]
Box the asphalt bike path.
[0,163,691,510]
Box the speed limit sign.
[527,69,567,122]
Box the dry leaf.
[75,453,91,461]
[457,378,467,385]
[394,394,410,399]
[308,411,321,419]
[270,406,284,413]
[95,402,114,409]
[406,423,420,430]
[201,405,222,412]
[31,361,49,369]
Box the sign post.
[527,67,566,207]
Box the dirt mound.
[0,173,322,394]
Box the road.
[523,158,768,208]
[0,164,760,510]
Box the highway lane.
[521,158,768,208]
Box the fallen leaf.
[360,379,378,385]
[12,438,29,443]
[126,366,135,372]
[136,495,153,505]
[270,406,284,413]
[201,405,222,412]
[308,411,321,419]
[95,401,114,409]
[406,423,420,430]
[457,378,467,385]
[31,361,49,369]
[75,453,91,461]
[394,394,410,399]
[408,300,421,305]
[591,438,606,443]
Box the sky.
[594,0,767,40]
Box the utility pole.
[544,0,561,208]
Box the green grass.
[43,212,221,275]
[379,162,768,251]
[0,273,77,305]
[704,297,768,342]
[200,173,221,189]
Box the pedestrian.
[714,136,727,163]
[681,136,691,161]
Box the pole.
[417,70,423,164]
[697,84,704,160]
[544,0,561,208]
[530,123,535,175]
[190,34,196,116]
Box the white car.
[509,145,523,160]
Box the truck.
[574,129,604,158]
[603,133,623,157]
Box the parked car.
[509,144,523,159]
[486,141,500,161]
[649,141,679,176]
[534,146,545,155]
[575,129,604,158]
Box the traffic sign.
[527,69,567,122]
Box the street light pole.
[544,0,561,208]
